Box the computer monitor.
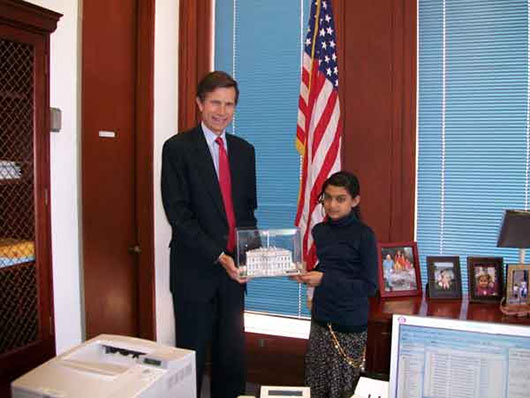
[388,314,530,398]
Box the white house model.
[241,246,297,277]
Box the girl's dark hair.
[319,171,362,219]
[196,71,239,104]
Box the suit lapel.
[191,127,227,220]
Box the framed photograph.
[427,256,462,299]
[467,257,504,303]
[377,242,422,298]
[505,264,530,305]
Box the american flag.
[295,0,342,270]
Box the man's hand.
[218,253,247,284]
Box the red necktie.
[216,137,236,252]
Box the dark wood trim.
[0,337,55,395]
[388,0,416,242]
[135,0,156,340]
[400,0,417,242]
[196,0,212,83]
[178,0,212,131]
[0,0,62,33]
[35,26,55,347]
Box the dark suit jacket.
[161,125,257,302]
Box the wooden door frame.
[81,0,155,340]
[135,0,156,340]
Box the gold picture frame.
[505,264,530,306]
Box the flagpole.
[308,0,322,94]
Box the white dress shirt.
[201,121,228,178]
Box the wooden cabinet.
[0,1,61,395]
[365,295,530,375]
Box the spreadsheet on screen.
[389,314,530,398]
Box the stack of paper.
[352,376,389,398]
[0,160,22,179]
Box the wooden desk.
[365,294,530,375]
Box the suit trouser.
[173,275,246,398]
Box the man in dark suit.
[161,71,257,398]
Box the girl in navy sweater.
[293,171,378,398]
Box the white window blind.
[417,0,530,292]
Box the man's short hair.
[196,71,239,104]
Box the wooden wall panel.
[339,0,416,243]
[340,0,394,241]
[178,0,212,131]
[246,333,306,386]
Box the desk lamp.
[497,209,530,264]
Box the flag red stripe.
[311,123,342,208]
[296,62,320,226]
[295,72,312,225]
[302,67,310,86]
[302,122,342,256]
[311,90,338,157]
[301,108,341,262]
[298,97,307,116]
[296,126,305,145]
[305,62,324,133]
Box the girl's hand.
[289,274,305,283]
[297,271,323,287]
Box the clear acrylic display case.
[236,228,303,278]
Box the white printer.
[11,334,196,398]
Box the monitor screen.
[388,314,530,398]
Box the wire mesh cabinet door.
[0,1,61,394]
